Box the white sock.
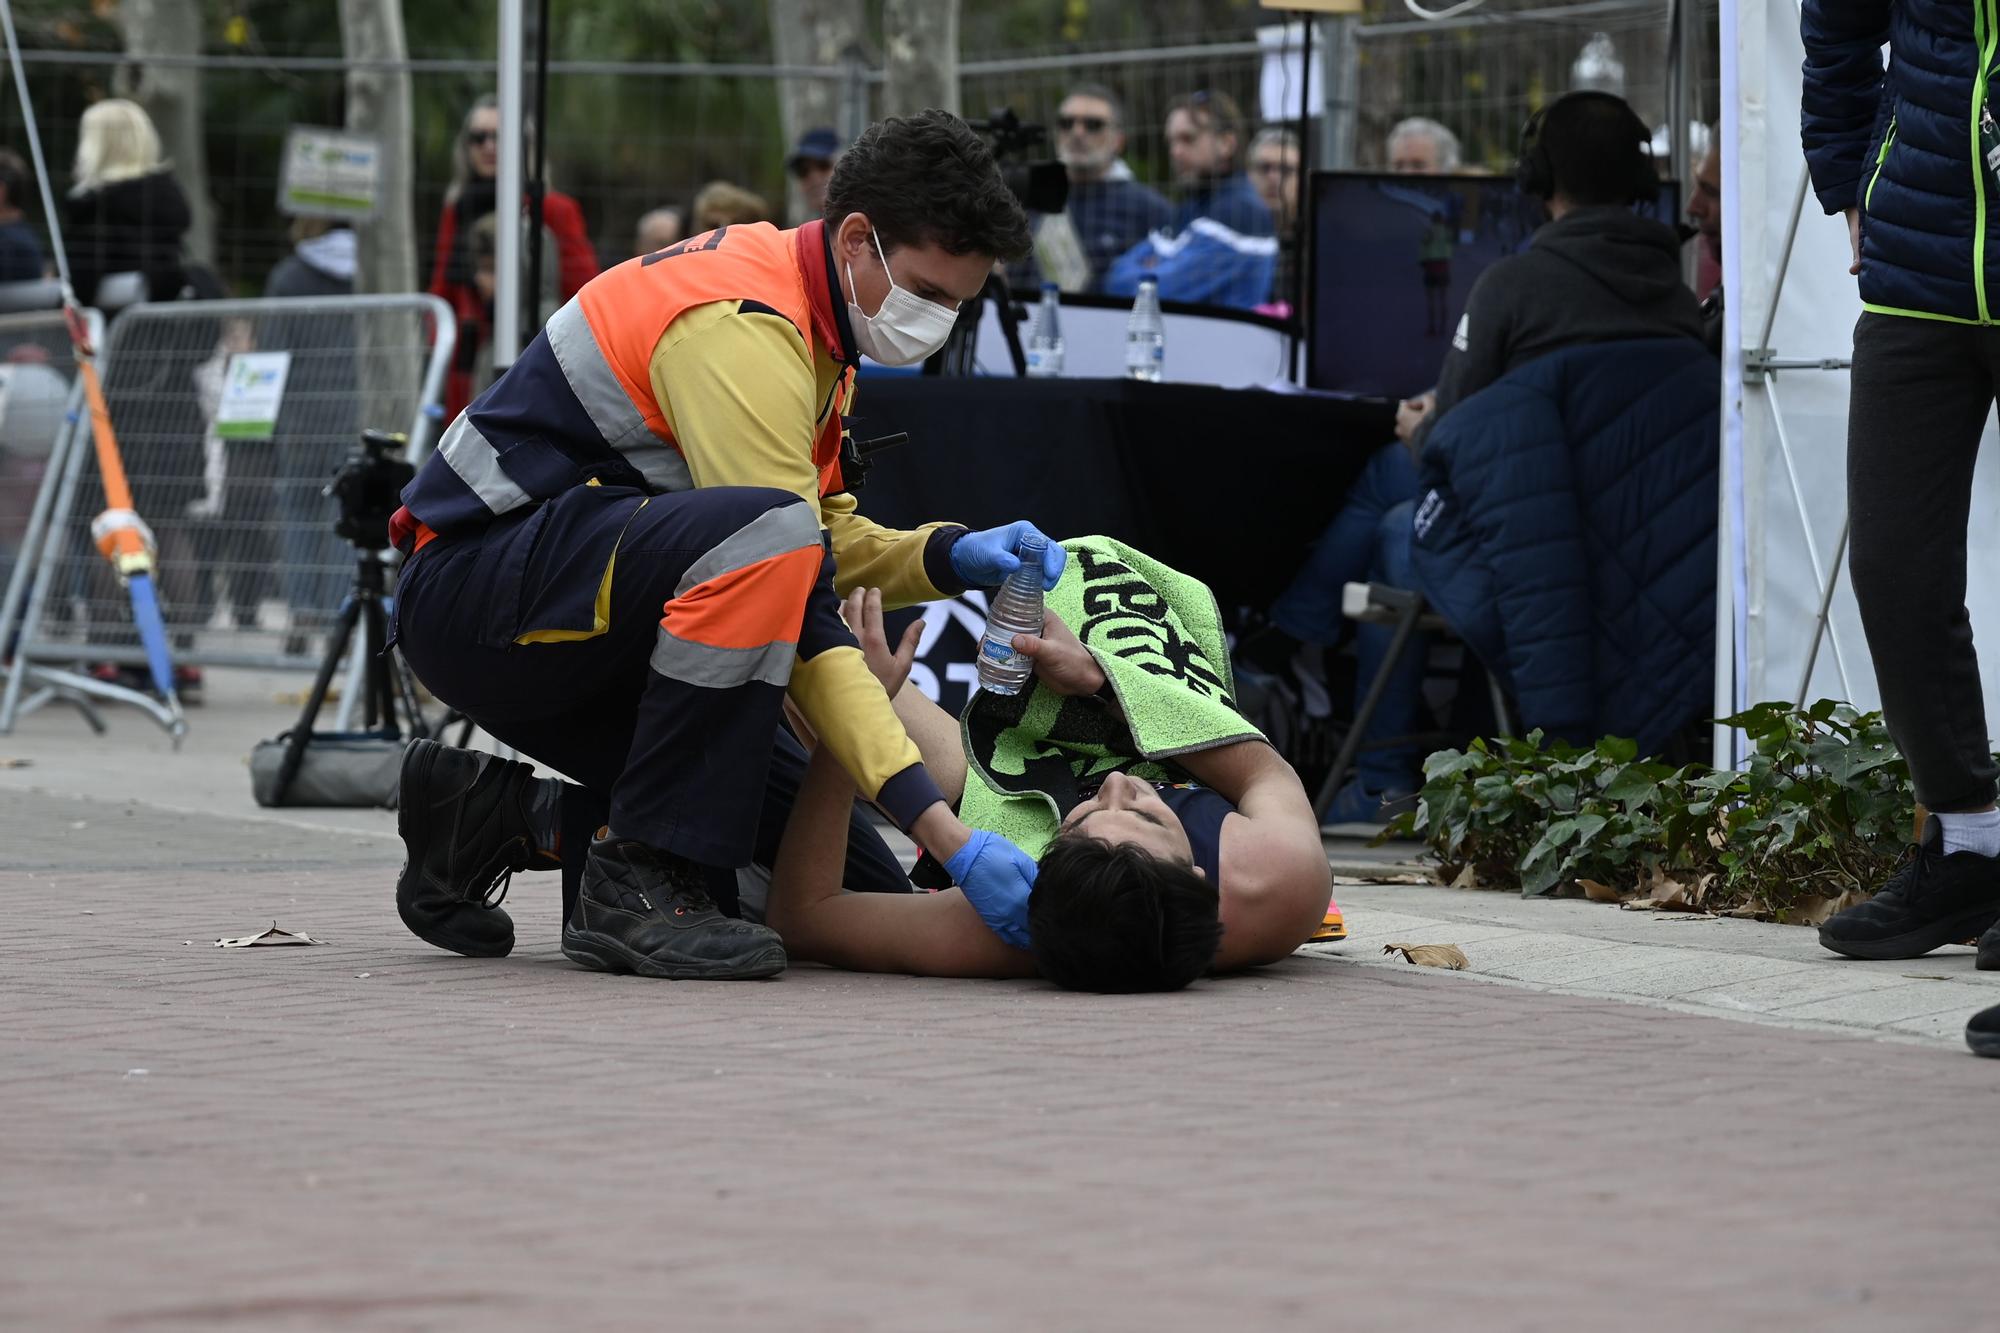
[1936,808,2000,858]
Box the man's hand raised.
[1013,609,1106,697]
[839,587,922,697]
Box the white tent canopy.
[1720,0,2000,763]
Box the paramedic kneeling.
[387,110,1063,980]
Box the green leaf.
[1602,768,1660,804]
[1423,749,1484,782]
[1520,855,1564,896]
[1595,736,1640,764]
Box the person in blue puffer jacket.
[1103,90,1277,310]
[1800,2,2000,1054]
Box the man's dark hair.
[1167,89,1247,160]
[1532,91,1657,207]
[823,109,1032,261]
[1063,82,1125,127]
[0,149,27,209]
[1028,833,1223,993]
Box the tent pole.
[1794,514,1850,707]
[493,0,524,369]
[1755,166,1811,354]
[1761,384,1854,696]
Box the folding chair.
[1311,580,1514,823]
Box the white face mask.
[845,229,960,366]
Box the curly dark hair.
[1028,832,1223,993]
[823,109,1032,262]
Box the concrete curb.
[1312,882,1999,1047]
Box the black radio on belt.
[837,427,908,492]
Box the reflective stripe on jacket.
[402,221,841,536]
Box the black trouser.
[395,485,911,919]
[1848,311,2000,811]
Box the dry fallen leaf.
[1383,942,1469,970]
[1578,878,1628,904]
[216,922,325,948]
[1448,864,1480,890]
[1789,888,1871,928]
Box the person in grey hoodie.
[1407,91,1704,453]
[264,217,355,299]
[1252,91,1706,824]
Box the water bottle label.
[1026,349,1045,373]
[980,636,1024,664]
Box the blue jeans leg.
[1269,444,1420,645]
[1351,501,1427,792]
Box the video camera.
[966,108,1068,216]
[326,429,416,550]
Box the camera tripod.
[264,534,437,805]
[264,430,443,805]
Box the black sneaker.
[395,739,559,958]
[1968,1004,2000,1058]
[1819,817,2000,961]
[1978,918,2000,972]
[562,835,786,980]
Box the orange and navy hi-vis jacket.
[390,219,965,828]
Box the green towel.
[958,536,1264,858]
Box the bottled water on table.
[1025,283,1064,378]
[1125,277,1164,382]
[977,533,1049,696]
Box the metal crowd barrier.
[1,294,453,733]
[0,307,96,720]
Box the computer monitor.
[1305,171,1684,399]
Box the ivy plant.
[1388,701,1914,918]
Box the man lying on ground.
[761,578,1333,991]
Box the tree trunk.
[337,0,416,296]
[880,0,958,119]
[113,0,214,270]
[768,0,865,223]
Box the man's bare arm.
[1173,739,1332,969]
[765,744,1034,979]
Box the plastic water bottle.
[976,533,1049,696]
[1125,277,1164,382]
[1025,283,1064,378]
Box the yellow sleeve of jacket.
[650,302,966,611]
[822,491,961,610]
[650,303,945,827]
[652,301,823,513]
[788,645,942,829]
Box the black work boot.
[396,739,561,958]
[562,835,787,980]
[1968,1005,2000,1057]
[1819,817,2000,961]
[1977,918,2000,972]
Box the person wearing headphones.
[1251,90,1706,823]
[1402,90,1702,454]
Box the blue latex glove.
[949,522,1067,591]
[942,829,1037,950]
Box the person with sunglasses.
[428,95,600,422]
[1104,89,1277,310]
[785,127,840,222]
[1050,84,1170,292]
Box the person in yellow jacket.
[387,111,1062,980]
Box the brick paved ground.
[4,785,1998,1331]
